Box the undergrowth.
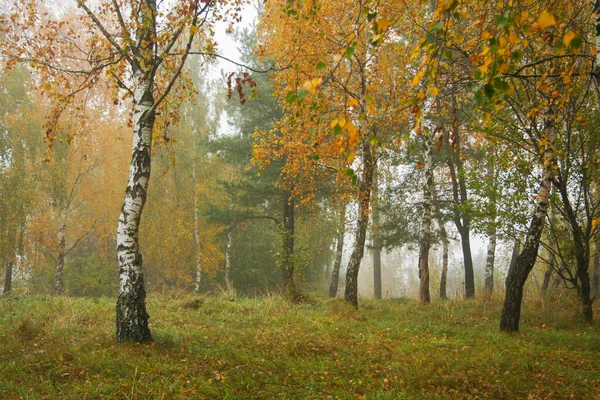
[0,293,598,399]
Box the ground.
[0,292,598,399]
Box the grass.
[0,292,598,399]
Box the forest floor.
[0,291,598,399]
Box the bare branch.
[75,0,136,68]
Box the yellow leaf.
[347,98,359,107]
[411,72,422,86]
[480,30,492,40]
[338,117,346,128]
[509,33,518,44]
[416,92,426,100]
[563,31,576,47]
[377,18,392,32]
[539,138,548,146]
[346,152,356,163]
[430,86,439,96]
[538,11,556,29]
[499,63,509,74]
[330,119,339,128]
[348,124,359,147]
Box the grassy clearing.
[0,292,598,399]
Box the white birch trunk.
[54,208,68,295]
[116,72,154,342]
[418,133,433,304]
[192,129,202,293]
[224,230,232,290]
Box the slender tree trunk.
[447,110,475,298]
[484,154,497,294]
[115,73,154,343]
[329,205,346,298]
[345,139,375,309]
[500,113,556,333]
[555,168,593,321]
[281,191,296,299]
[192,138,202,293]
[439,223,449,299]
[509,237,521,271]
[540,267,553,296]
[484,233,497,294]
[3,261,13,294]
[372,171,382,299]
[54,209,67,295]
[224,229,232,289]
[593,241,599,299]
[418,134,434,304]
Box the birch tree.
[2,0,244,341]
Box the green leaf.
[285,92,298,103]
[423,32,437,47]
[345,45,356,58]
[494,14,509,29]
[310,154,319,161]
[483,83,495,99]
[333,124,342,135]
[297,89,308,101]
[316,61,327,70]
[570,35,583,50]
[345,168,355,177]
[474,90,485,106]
[369,136,380,146]
[493,78,510,92]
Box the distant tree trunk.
[372,171,382,300]
[224,229,232,289]
[593,241,599,299]
[192,139,202,293]
[418,134,434,304]
[540,244,555,296]
[345,138,375,308]
[447,107,475,298]
[500,113,555,333]
[3,261,13,294]
[439,223,449,300]
[281,190,296,299]
[484,234,496,294]
[484,154,497,294]
[540,267,553,296]
[115,71,155,343]
[54,210,67,295]
[329,205,346,298]
[555,174,593,322]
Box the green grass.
[0,292,598,399]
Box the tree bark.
[345,139,375,309]
[192,131,202,293]
[329,205,346,298]
[372,171,382,300]
[281,190,296,299]
[555,175,593,322]
[484,154,497,294]
[500,113,556,333]
[540,266,553,296]
[115,71,154,343]
[3,261,13,295]
[439,222,449,299]
[418,134,434,304]
[447,108,475,298]
[54,209,67,295]
[224,229,232,289]
[593,241,599,299]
